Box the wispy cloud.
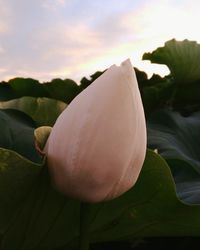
[41,0,69,11]
[0,1,12,34]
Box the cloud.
[0,0,156,82]
[41,0,69,11]
[0,46,4,54]
[0,1,12,34]
[122,0,200,43]
[29,2,144,81]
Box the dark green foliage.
[143,39,200,114]
[148,109,200,203]
[80,71,105,91]
[43,78,80,103]
[0,78,80,104]
[0,109,41,162]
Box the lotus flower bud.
[45,59,147,202]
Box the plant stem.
[80,202,91,250]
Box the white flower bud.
[45,59,147,202]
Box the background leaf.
[147,109,200,172]
[143,39,200,84]
[0,109,41,162]
[147,109,200,203]
[143,39,200,113]
[0,97,67,126]
[0,78,80,104]
[44,78,80,103]
[0,148,43,235]
[167,159,200,204]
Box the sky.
[0,0,200,83]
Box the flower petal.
[45,59,147,202]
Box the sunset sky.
[0,0,200,83]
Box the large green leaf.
[143,40,200,113]
[2,150,200,249]
[0,148,79,250]
[1,170,80,250]
[90,151,200,243]
[0,148,43,234]
[0,97,67,126]
[143,39,200,84]
[0,109,41,162]
[147,109,200,203]
[147,109,200,172]
[167,159,200,204]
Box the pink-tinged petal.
[45,59,147,202]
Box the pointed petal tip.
[121,58,134,73]
[121,58,132,67]
[119,58,135,79]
